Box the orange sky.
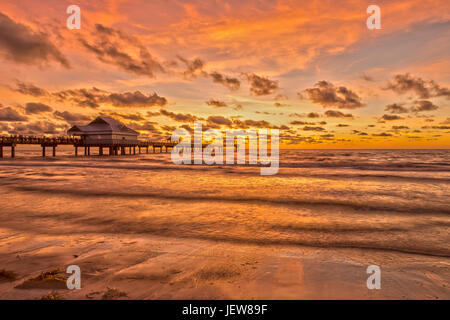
[0,0,449,148]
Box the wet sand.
[0,230,448,299]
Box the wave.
[11,185,450,215]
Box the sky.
[0,0,449,148]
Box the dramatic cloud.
[385,103,409,114]
[0,12,69,67]
[0,106,27,121]
[410,100,439,112]
[384,74,450,99]
[79,24,164,78]
[324,110,354,118]
[25,102,52,114]
[301,81,364,109]
[243,73,278,96]
[13,81,48,97]
[53,111,91,123]
[392,126,409,130]
[207,115,232,126]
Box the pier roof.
[67,116,139,136]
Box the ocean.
[0,147,449,258]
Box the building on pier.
[67,116,138,145]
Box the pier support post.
[0,145,3,158]
[52,145,56,157]
[42,146,46,157]
[84,146,87,156]
[146,146,149,154]
[75,146,78,156]
[87,147,91,156]
[11,145,15,158]
[133,146,136,155]
[99,147,103,156]
[109,147,113,155]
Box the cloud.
[302,126,325,131]
[177,57,240,91]
[13,81,48,97]
[53,111,91,123]
[243,73,278,96]
[178,56,205,77]
[0,12,69,67]
[207,115,232,126]
[324,110,353,118]
[205,99,228,108]
[307,112,320,118]
[384,74,450,99]
[336,124,349,127]
[440,118,450,125]
[381,114,404,121]
[25,102,52,114]
[9,120,67,135]
[0,106,27,121]
[385,103,409,114]
[108,91,167,107]
[301,81,364,109]
[392,126,409,130]
[209,71,241,91]
[159,109,203,122]
[410,100,439,112]
[53,87,167,108]
[372,132,393,137]
[79,24,164,78]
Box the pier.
[0,135,178,158]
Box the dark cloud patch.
[324,110,354,118]
[302,126,325,131]
[384,74,450,99]
[207,116,232,126]
[105,112,145,121]
[209,72,240,91]
[301,81,364,109]
[243,73,278,96]
[392,125,409,130]
[178,56,205,78]
[9,120,67,135]
[421,125,450,130]
[53,111,91,123]
[205,99,228,108]
[0,106,27,121]
[13,81,48,97]
[53,88,167,108]
[385,103,408,114]
[372,132,392,137]
[307,112,320,118]
[25,102,52,114]
[160,109,203,122]
[336,124,349,127]
[79,24,164,78]
[410,100,438,112]
[381,114,404,121]
[0,12,69,67]
[108,91,167,107]
[290,121,317,125]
